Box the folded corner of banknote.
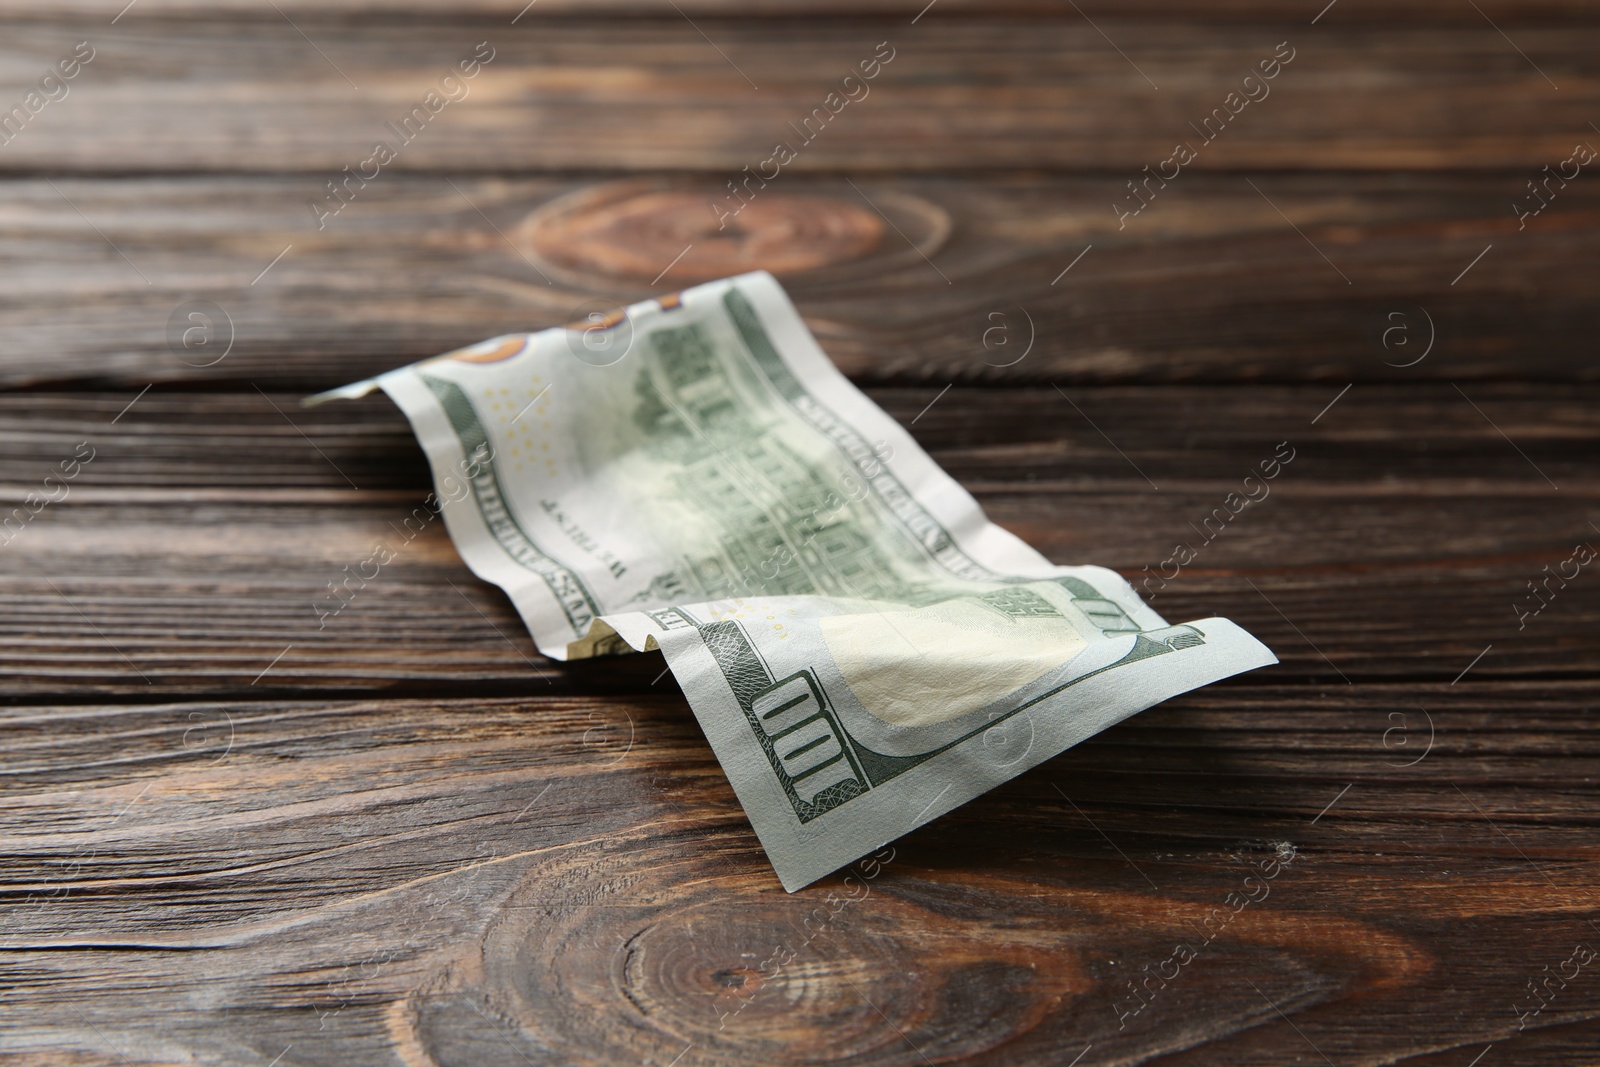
[318,270,1277,892]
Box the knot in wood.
[518,180,902,286]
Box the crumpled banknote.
[313,271,1275,891]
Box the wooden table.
[3,2,1597,1064]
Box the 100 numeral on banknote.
[314,271,1276,891]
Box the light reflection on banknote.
[314,271,1276,891]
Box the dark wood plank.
[5,383,1595,498]
[0,19,1593,174]
[3,174,1597,390]
[1,682,1595,1064]
[6,509,1592,695]
[6,0,1596,19]
[2,384,1594,696]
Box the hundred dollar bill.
[313,271,1276,891]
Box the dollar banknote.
[312,271,1276,891]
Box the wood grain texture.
[6,0,1598,20]
[2,683,1597,1065]
[2,174,1597,390]
[1,385,1594,697]
[0,19,1593,174]
[4,3,1597,1064]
